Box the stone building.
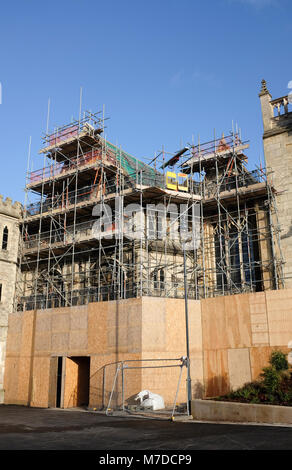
[259,79,292,287]
[0,196,21,402]
[2,82,292,410]
[17,115,282,311]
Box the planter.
[191,399,292,425]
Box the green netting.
[105,141,164,188]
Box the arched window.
[2,226,8,250]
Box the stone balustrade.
[270,95,290,116]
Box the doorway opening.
[65,356,91,408]
[56,356,63,408]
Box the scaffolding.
[15,109,285,311]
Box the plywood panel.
[17,356,32,404]
[224,294,252,348]
[89,353,142,409]
[88,302,108,355]
[105,299,143,354]
[89,354,114,409]
[141,355,186,405]
[30,357,50,408]
[189,300,204,399]
[51,332,69,353]
[202,294,252,350]
[142,297,166,352]
[251,332,269,345]
[69,330,87,352]
[249,292,269,346]
[63,357,79,408]
[70,306,88,330]
[48,357,58,408]
[20,311,35,357]
[204,349,229,397]
[3,357,19,404]
[228,348,251,391]
[249,346,272,381]
[250,346,290,381]
[7,292,292,408]
[35,311,52,333]
[7,312,22,334]
[113,300,142,354]
[201,297,227,350]
[266,290,292,346]
[140,298,204,403]
[51,312,70,333]
[34,331,51,353]
[6,332,22,354]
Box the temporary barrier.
[103,357,189,420]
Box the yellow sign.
[166,171,189,192]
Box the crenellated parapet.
[0,195,22,219]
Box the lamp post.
[183,240,192,415]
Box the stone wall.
[259,81,292,288]
[0,196,21,402]
[263,131,292,287]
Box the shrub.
[217,349,292,406]
[260,366,280,400]
[227,382,264,403]
[269,350,289,371]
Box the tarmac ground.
[0,404,292,451]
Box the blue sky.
[0,0,291,202]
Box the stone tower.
[0,196,21,402]
[259,79,292,288]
